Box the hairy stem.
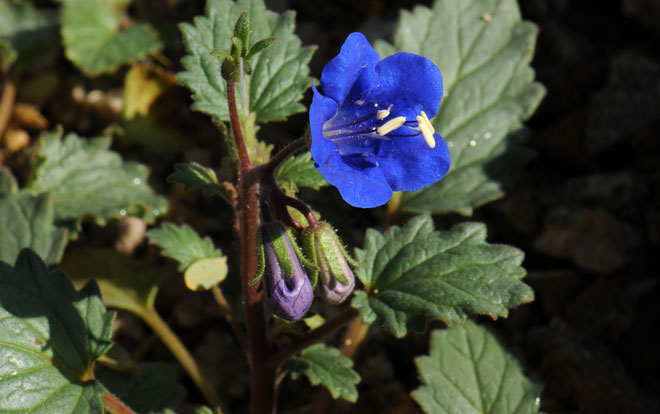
[102,392,137,414]
[140,308,222,410]
[227,79,274,414]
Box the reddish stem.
[102,392,136,414]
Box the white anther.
[377,104,393,120]
[420,111,435,133]
[376,116,406,136]
[416,114,436,148]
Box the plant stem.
[227,79,275,414]
[140,308,222,410]
[212,285,249,353]
[256,137,310,175]
[102,392,136,414]
[269,307,357,369]
[0,77,16,140]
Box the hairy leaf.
[412,321,542,413]
[26,129,167,230]
[60,0,162,75]
[0,168,67,266]
[0,249,114,413]
[148,223,224,271]
[352,216,533,337]
[167,162,224,196]
[177,0,315,121]
[277,152,328,193]
[96,362,186,414]
[285,344,360,402]
[376,0,545,215]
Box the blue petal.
[315,150,393,208]
[319,32,380,105]
[310,85,339,167]
[378,132,450,192]
[365,53,443,120]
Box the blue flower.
[310,32,450,208]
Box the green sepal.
[246,37,276,60]
[265,222,294,277]
[317,226,349,285]
[230,36,242,60]
[301,230,319,287]
[209,48,231,59]
[250,230,266,285]
[243,59,252,75]
[233,12,250,54]
[286,227,318,286]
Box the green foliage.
[177,0,315,121]
[285,344,360,402]
[352,216,534,337]
[60,0,162,75]
[26,129,167,230]
[168,162,224,196]
[276,152,328,193]
[0,249,114,413]
[148,223,224,271]
[376,0,545,215]
[0,168,68,266]
[412,321,542,413]
[95,362,186,414]
[0,0,59,71]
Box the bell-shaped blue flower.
[260,223,314,321]
[310,32,450,208]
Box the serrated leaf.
[0,249,114,413]
[168,162,223,196]
[0,185,68,266]
[95,362,186,414]
[26,129,167,230]
[276,152,328,193]
[60,0,162,75]
[375,0,545,215]
[285,344,360,402]
[0,0,59,70]
[148,223,224,271]
[412,321,542,414]
[352,216,533,337]
[60,246,170,316]
[177,0,315,122]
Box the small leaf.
[60,0,162,75]
[376,0,545,215]
[0,168,68,266]
[276,152,328,192]
[122,63,177,120]
[26,129,167,230]
[60,246,170,316]
[352,216,533,337]
[184,257,228,291]
[95,362,186,414]
[148,223,224,271]
[167,162,224,196]
[412,321,542,414]
[177,0,315,122]
[0,249,114,413]
[285,344,360,402]
[246,37,275,60]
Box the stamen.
[416,114,436,148]
[376,104,393,120]
[377,116,406,136]
[420,111,435,133]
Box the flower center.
[322,103,436,159]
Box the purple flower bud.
[261,224,313,321]
[302,223,356,305]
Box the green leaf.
[60,0,162,75]
[167,162,224,196]
[96,362,186,414]
[276,152,328,193]
[352,216,533,337]
[0,168,68,266]
[177,0,315,122]
[412,321,542,413]
[285,344,360,402]
[0,0,59,70]
[60,246,170,316]
[375,0,545,215]
[26,129,167,230]
[147,223,224,271]
[0,249,114,413]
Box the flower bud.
[302,223,356,305]
[259,222,313,321]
